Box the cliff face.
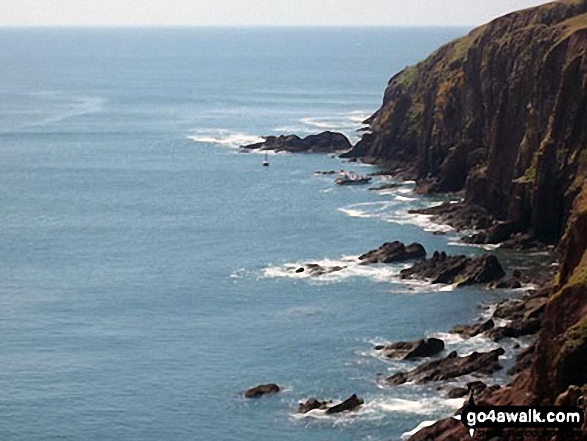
[345,0,587,244]
[344,1,587,438]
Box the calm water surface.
[0,27,522,441]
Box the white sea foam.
[338,200,454,233]
[395,195,418,202]
[188,130,265,149]
[448,240,500,251]
[262,256,403,284]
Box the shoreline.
[240,141,549,438]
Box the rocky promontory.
[241,131,352,154]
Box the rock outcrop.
[242,131,352,153]
[400,252,505,286]
[358,241,426,264]
[298,398,331,414]
[386,348,505,385]
[377,337,445,359]
[295,264,345,277]
[325,394,364,414]
[244,383,280,398]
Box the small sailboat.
[262,153,270,167]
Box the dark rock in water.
[492,298,526,320]
[500,233,547,251]
[245,384,280,398]
[325,394,364,415]
[374,344,385,350]
[314,170,346,175]
[400,252,505,287]
[487,318,542,341]
[466,381,488,395]
[359,241,426,265]
[447,387,468,398]
[450,319,495,338]
[386,348,505,385]
[408,202,494,232]
[241,131,352,154]
[368,183,400,191]
[295,264,345,277]
[491,278,522,289]
[381,338,445,359]
[298,398,331,414]
[464,221,518,245]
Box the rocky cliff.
[341,1,587,438]
[344,0,587,244]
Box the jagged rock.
[379,338,445,359]
[467,381,488,395]
[386,348,505,385]
[450,319,494,338]
[447,387,468,398]
[295,264,345,277]
[400,252,505,286]
[492,299,525,320]
[487,318,542,341]
[298,398,331,414]
[241,131,351,154]
[245,384,280,398]
[325,394,364,414]
[407,202,493,232]
[446,381,488,399]
[359,241,426,264]
[464,221,518,245]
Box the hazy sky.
[0,0,551,27]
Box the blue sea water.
[0,27,522,441]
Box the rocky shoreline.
[240,1,587,438]
[240,163,554,433]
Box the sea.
[0,27,526,441]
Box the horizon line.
[0,24,475,29]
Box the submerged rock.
[379,337,445,359]
[386,348,505,385]
[359,241,426,265]
[241,131,352,154]
[368,183,400,191]
[400,252,505,287]
[295,264,345,277]
[244,384,280,398]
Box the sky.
[0,0,552,27]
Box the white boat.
[262,153,269,167]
